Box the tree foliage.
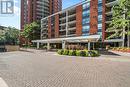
[107,0,130,39]
[21,22,40,43]
[0,27,20,45]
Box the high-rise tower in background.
[21,0,62,30]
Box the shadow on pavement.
[99,50,121,56]
[19,49,35,53]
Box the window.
[82,18,90,24]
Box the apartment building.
[21,0,62,30]
[33,0,123,50]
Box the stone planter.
[5,45,20,52]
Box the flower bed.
[57,49,100,57]
[111,47,130,53]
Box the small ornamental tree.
[21,22,40,46]
[107,0,130,47]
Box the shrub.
[73,50,76,56]
[68,50,73,56]
[57,49,100,57]
[80,51,86,57]
[57,49,63,55]
[88,50,100,57]
[76,50,80,56]
[63,49,69,55]
[93,50,100,56]
[85,50,89,57]
[68,50,76,56]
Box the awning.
[32,35,101,43]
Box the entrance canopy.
[32,35,101,43]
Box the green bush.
[57,49,100,57]
[93,50,100,56]
[85,50,89,57]
[76,50,80,56]
[68,50,76,56]
[57,49,64,55]
[88,50,100,57]
[63,49,69,55]
[80,51,86,57]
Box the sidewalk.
[0,78,9,87]
[109,50,130,57]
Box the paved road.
[0,51,130,87]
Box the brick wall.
[21,0,24,30]
[55,14,59,38]
[90,0,98,35]
[48,17,52,39]
[76,5,83,36]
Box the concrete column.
[88,42,91,50]
[62,41,66,49]
[37,42,40,49]
[47,42,50,50]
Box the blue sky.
[0,0,80,29]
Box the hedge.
[57,49,100,57]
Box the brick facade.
[55,14,60,38]
[48,17,52,39]
[89,0,98,35]
[21,0,24,30]
[76,5,83,36]
[28,0,33,24]
[21,0,62,30]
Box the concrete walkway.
[0,51,130,87]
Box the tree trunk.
[127,23,130,48]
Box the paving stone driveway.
[0,51,130,87]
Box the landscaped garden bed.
[111,47,130,53]
[57,49,100,57]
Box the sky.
[0,0,80,29]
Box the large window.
[98,0,103,35]
[82,1,90,36]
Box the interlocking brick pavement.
[0,51,130,87]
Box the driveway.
[0,50,130,87]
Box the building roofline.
[41,0,90,21]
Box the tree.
[21,22,40,45]
[107,0,130,47]
[0,30,6,41]
[5,27,20,45]
[0,26,20,45]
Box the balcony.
[105,11,113,15]
[68,27,76,31]
[67,34,76,37]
